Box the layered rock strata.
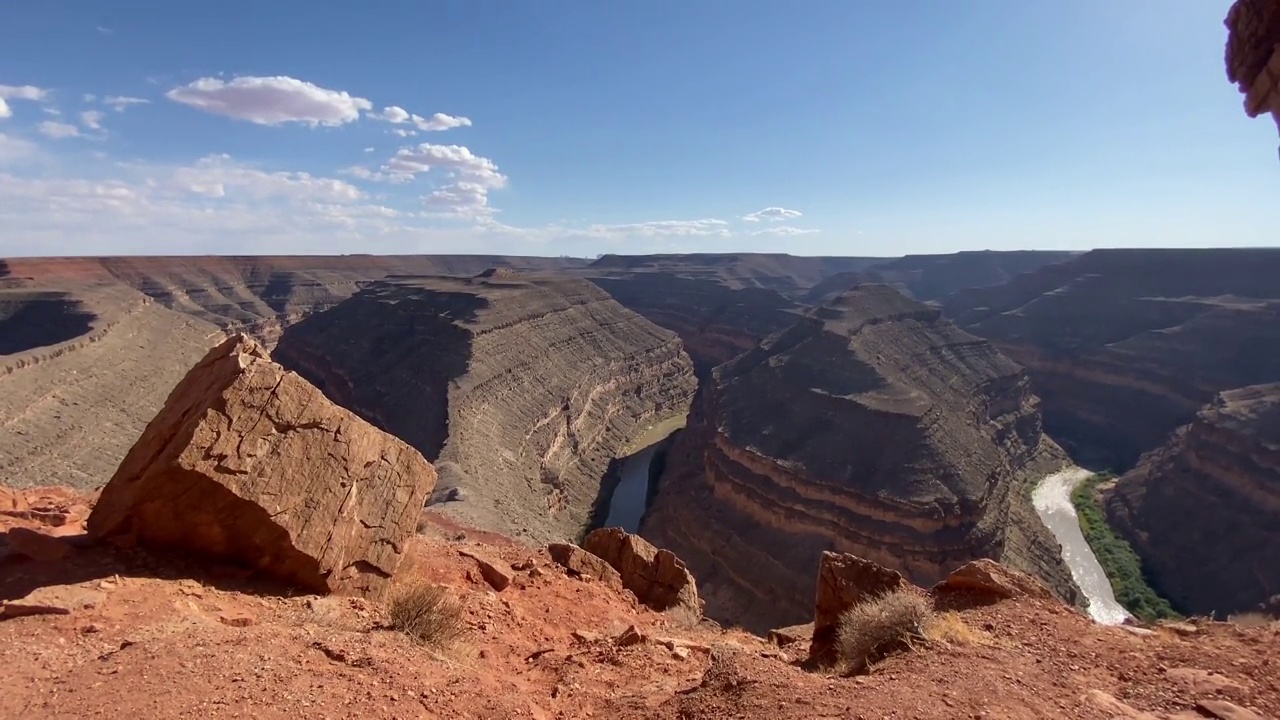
[942,248,1280,469]
[586,272,803,376]
[273,274,697,543]
[88,335,436,599]
[642,284,1078,632]
[1226,0,1280,152]
[1106,383,1280,617]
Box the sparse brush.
[1227,611,1277,628]
[836,588,932,675]
[922,610,991,646]
[387,582,467,649]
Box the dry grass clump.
[837,588,932,674]
[922,610,993,646]
[1227,611,1278,628]
[387,582,467,648]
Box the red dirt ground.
[2,489,1277,719]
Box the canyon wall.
[586,273,802,376]
[803,250,1076,306]
[0,283,221,489]
[641,284,1079,632]
[942,248,1280,469]
[1106,383,1280,617]
[1226,0,1280,153]
[1,255,588,348]
[272,272,697,544]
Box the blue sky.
[0,1,1276,257]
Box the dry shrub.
[922,611,992,646]
[837,588,932,674]
[1227,611,1277,628]
[388,582,466,648]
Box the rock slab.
[582,527,702,615]
[808,551,908,666]
[86,335,437,600]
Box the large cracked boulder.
[87,335,436,600]
[809,551,908,666]
[582,527,702,616]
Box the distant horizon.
[2,2,1277,256]
[7,246,1280,262]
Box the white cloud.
[412,112,471,132]
[750,225,818,236]
[38,121,81,139]
[167,154,364,203]
[166,76,372,127]
[383,143,506,186]
[372,105,411,123]
[80,110,105,130]
[104,95,150,112]
[583,219,732,238]
[370,106,470,133]
[363,146,375,153]
[0,85,49,119]
[391,128,416,137]
[742,206,803,223]
[423,181,494,218]
[97,26,114,35]
[0,85,48,102]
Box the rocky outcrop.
[942,248,1280,469]
[1106,383,1280,617]
[87,335,436,600]
[581,528,701,615]
[547,543,624,590]
[273,274,697,544]
[1226,0,1280,153]
[934,558,1054,601]
[803,250,1075,306]
[808,552,908,665]
[641,284,1079,632]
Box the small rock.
[1160,621,1200,637]
[1116,625,1157,637]
[1083,690,1161,719]
[511,557,536,572]
[217,612,256,628]
[528,566,545,579]
[0,584,106,620]
[571,630,602,644]
[460,550,512,592]
[81,623,102,634]
[1195,700,1266,720]
[767,622,813,647]
[1166,667,1246,694]
[671,646,690,660]
[615,625,645,647]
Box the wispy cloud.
[37,121,81,139]
[166,75,372,127]
[80,110,105,130]
[742,206,803,223]
[0,85,49,119]
[104,95,150,112]
[750,225,818,236]
[96,25,114,35]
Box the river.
[602,442,663,532]
[1032,467,1132,625]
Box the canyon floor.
[3,488,1277,720]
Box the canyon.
[1106,383,1280,617]
[271,272,698,544]
[641,284,1080,632]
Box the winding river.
[1032,467,1132,625]
[602,442,663,533]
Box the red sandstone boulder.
[808,551,908,665]
[86,335,436,600]
[547,543,624,591]
[582,527,702,616]
[933,559,1052,601]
